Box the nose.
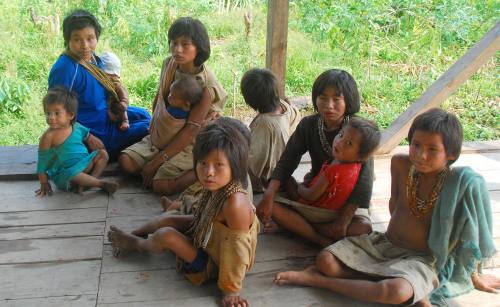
[417,149,427,161]
[204,164,215,177]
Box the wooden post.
[266,0,289,97]
[377,22,500,154]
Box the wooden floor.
[0,141,499,307]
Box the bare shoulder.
[39,129,54,150]
[222,192,253,231]
[390,154,411,175]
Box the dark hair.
[168,17,210,66]
[171,76,203,108]
[62,9,101,47]
[346,117,381,160]
[311,69,360,115]
[193,118,250,188]
[216,117,251,147]
[408,108,463,165]
[240,68,280,113]
[43,86,79,124]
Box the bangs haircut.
[311,69,360,115]
[408,108,463,165]
[43,86,79,124]
[63,9,101,47]
[171,76,203,107]
[347,117,381,160]
[193,120,249,188]
[168,17,210,66]
[240,68,280,113]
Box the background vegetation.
[0,0,498,146]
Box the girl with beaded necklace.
[108,118,259,307]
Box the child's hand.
[472,272,500,293]
[221,293,248,307]
[36,182,53,197]
[119,120,130,131]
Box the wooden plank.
[2,294,96,307]
[0,191,108,213]
[0,222,104,240]
[377,22,500,154]
[0,236,103,264]
[97,259,385,306]
[101,244,175,273]
[0,260,100,300]
[0,207,107,227]
[104,216,154,244]
[107,193,163,217]
[266,0,289,97]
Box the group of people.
[35,9,498,307]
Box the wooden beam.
[266,0,289,97]
[377,22,500,154]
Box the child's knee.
[377,278,413,304]
[315,250,339,275]
[348,216,372,236]
[151,227,177,251]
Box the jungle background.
[0,0,498,146]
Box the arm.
[36,131,53,197]
[326,201,359,240]
[388,155,402,215]
[114,82,129,107]
[297,173,329,202]
[218,194,253,304]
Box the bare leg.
[71,173,118,195]
[89,149,109,178]
[272,202,332,247]
[160,196,182,212]
[274,265,413,305]
[411,297,431,307]
[131,214,194,238]
[314,216,372,239]
[108,225,197,261]
[118,153,142,175]
[152,170,197,195]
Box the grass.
[0,0,498,146]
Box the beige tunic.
[122,57,227,180]
[248,100,300,191]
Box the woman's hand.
[222,294,248,307]
[256,194,274,226]
[141,158,161,189]
[36,182,53,197]
[472,272,500,293]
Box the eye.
[347,140,353,146]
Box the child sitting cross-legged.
[274,108,499,306]
[273,117,380,247]
[108,118,259,307]
[36,86,118,196]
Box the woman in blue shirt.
[48,9,150,158]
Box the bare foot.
[108,225,142,257]
[274,265,321,286]
[119,120,129,131]
[101,181,119,194]
[221,294,248,307]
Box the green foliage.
[0,0,498,145]
[0,77,31,116]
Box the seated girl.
[119,17,227,194]
[108,118,259,307]
[36,87,118,196]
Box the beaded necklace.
[406,165,448,218]
[317,115,349,160]
[187,181,245,248]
